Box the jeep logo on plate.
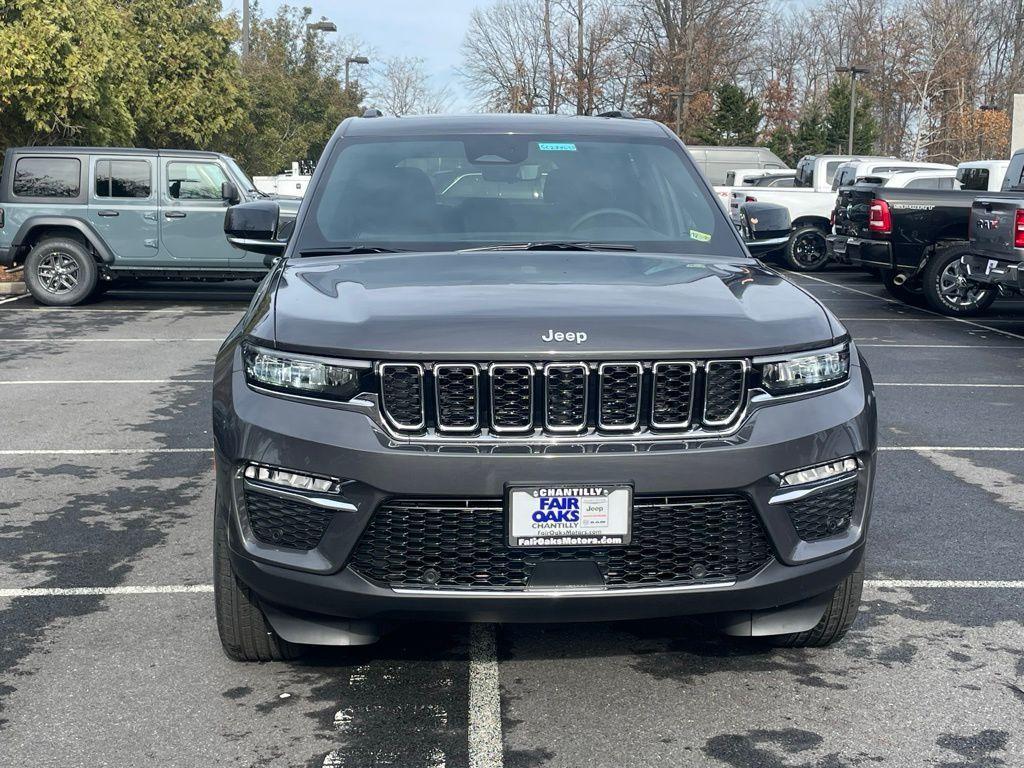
[541,329,588,344]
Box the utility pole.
[241,0,250,59]
[836,65,870,154]
[576,0,585,115]
[544,0,556,114]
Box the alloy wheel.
[792,231,827,268]
[36,252,81,295]
[938,260,990,309]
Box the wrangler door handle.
[164,211,187,219]
[96,210,119,217]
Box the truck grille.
[349,495,772,590]
[379,359,749,437]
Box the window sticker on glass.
[537,142,577,152]
[689,229,712,242]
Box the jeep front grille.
[379,359,749,438]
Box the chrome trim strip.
[242,479,358,512]
[703,359,748,427]
[597,361,642,431]
[391,579,737,597]
[751,341,849,365]
[379,362,426,431]
[488,363,535,433]
[242,342,374,370]
[650,361,696,429]
[433,363,480,433]
[768,473,858,505]
[543,362,589,433]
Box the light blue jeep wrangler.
[0,147,299,305]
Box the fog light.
[243,463,340,494]
[779,457,857,487]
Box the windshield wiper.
[299,246,409,257]
[458,241,637,253]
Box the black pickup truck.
[827,186,1016,315]
[961,150,1024,298]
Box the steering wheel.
[569,207,648,232]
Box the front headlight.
[759,344,850,395]
[242,343,363,401]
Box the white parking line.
[0,294,28,305]
[3,579,1022,600]
[875,382,1024,388]
[858,344,1024,348]
[0,448,211,455]
[468,624,504,768]
[0,379,212,385]
[2,338,222,343]
[0,307,240,314]
[879,446,1024,452]
[783,270,1024,342]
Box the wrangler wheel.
[24,238,98,306]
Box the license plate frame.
[506,483,633,548]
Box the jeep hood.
[269,251,838,358]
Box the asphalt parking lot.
[1,272,1022,768]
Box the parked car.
[956,160,1010,192]
[729,154,893,271]
[713,168,796,208]
[959,149,1024,299]
[0,146,299,306]
[826,181,1020,314]
[688,145,788,187]
[212,112,876,661]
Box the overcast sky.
[223,0,491,110]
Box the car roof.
[339,113,670,139]
[4,146,228,160]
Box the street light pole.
[836,65,871,155]
[241,0,250,59]
[345,56,370,90]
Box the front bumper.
[214,346,876,625]
[827,234,891,269]
[961,253,1024,294]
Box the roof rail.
[595,110,634,119]
[361,108,384,118]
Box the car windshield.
[297,134,732,254]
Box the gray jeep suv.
[212,114,876,661]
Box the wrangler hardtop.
[0,145,298,305]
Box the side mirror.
[221,180,242,205]
[224,200,287,258]
[740,201,792,257]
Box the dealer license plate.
[507,485,632,548]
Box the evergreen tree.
[822,79,877,155]
[696,83,761,145]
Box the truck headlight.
[759,344,850,395]
[243,343,362,401]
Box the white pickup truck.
[713,168,795,208]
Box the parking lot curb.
[0,281,26,295]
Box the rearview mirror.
[221,180,242,205]
[224,200,287,258]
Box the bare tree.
[367,56,452,116]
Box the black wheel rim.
[937,260,990,309]
[792,232,827,267]
[37,252,80,294]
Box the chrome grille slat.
[650,361,695,429]
[544,363,588,432]
[598,362,642,430]
[489,364,534,432]
[379,363,425,430]
[703,360,747,426]
[434,364,479,432]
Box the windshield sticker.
[689,229,712,242]
[537,142,577,152]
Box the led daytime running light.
[780,457,858,487]
[244,463,340,494]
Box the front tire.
[770,558,864,648]
[24,238,98,306]
[922,244,996,316]
[214,504,303,662]
[783,225,830,271]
